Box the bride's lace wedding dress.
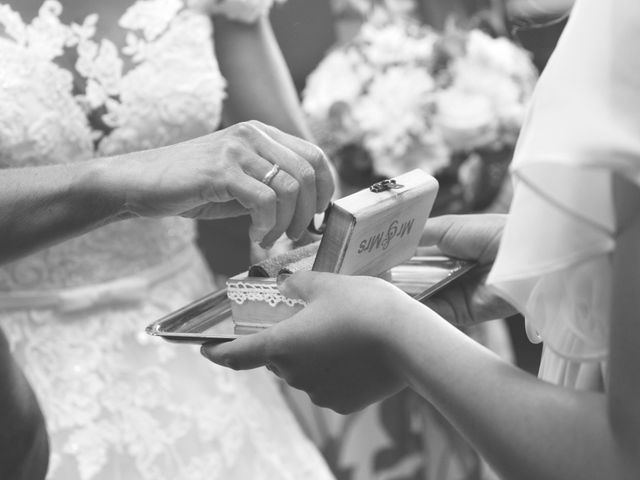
[0,1,334,479]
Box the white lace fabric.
[487,0,640,390]
[0,1,334,479]
[0,0,225,290]
[227,279,307,307]
[3,249,333,480]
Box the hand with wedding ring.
[91,120,335,248]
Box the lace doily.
[227,280,306,307]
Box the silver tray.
[145,255,474,344]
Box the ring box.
[227,169,439,329]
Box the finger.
[252,122,335,213]
[223,169,277,244]
[310,394,364,415]
[421,214,506,264]
[423,293,463,326]
[277,271,336,303]
[238,155,299,248]
[420,214,458,248]
[424,270,516,325]
[414,245,443,257]
[200,330,271,371]
[207,306,321,376]
[237,124,318,240]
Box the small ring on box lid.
[370,178,403,193]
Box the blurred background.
[198,1,568,479]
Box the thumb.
[277,271,334,303]
[420,214,459,249]
[421,214,505,264]
[201,330,270,370]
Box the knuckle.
[220,140,245,161]
[308,391,326,407]
[308,392,344,412]
[247,119,265,129]
[233,121,258,139]
[305,144,328,168]
[256,188,277,206]
[286,376,306,390]
[334,404,354,415]
[281,176,300,197]
[298,165,315,188]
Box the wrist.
[72,157,135,222]
[381,295,440,388]
[369,284,429,381]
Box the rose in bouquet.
[302,10,538,211]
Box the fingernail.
[276,272,291,287]
[290,231,305,242]
[260,241,275,250]
[250,232,267,244]
[200,345,213,361]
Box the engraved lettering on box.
[357,217,416,254]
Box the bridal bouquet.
[302,11,538,210]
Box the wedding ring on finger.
[261,164,280,187]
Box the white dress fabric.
[0,1,334,479]
[487,0,640,390]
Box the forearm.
[213,16,312,139]
[388,301,636,480]
[0,160,126,264]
